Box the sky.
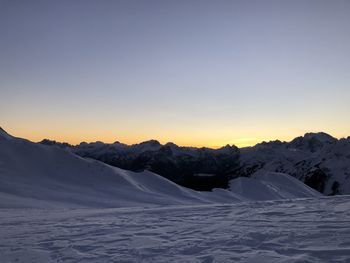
[1,0,350,148]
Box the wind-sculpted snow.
[1,196,350,262]
[230,172,321,201]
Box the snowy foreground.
[1,196,350,263]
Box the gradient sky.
[1,0,350,147]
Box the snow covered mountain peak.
[288,132,337,153]
[131,139,162,152]
[303,132,337,143]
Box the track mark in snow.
[1,196,350,262]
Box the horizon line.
[2,127,347,149]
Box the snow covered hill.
[230,172,320,201]
[0,128,320,208]
[239,133,350,195]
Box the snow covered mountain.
[0,128,320,208]
[0,127,15,140]
[239,132,350,195]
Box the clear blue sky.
[1,0,350,147]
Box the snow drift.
[229,171,321,201]
[0,128,320,208]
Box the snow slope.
[1,196,349,262]
[230,172,321,201]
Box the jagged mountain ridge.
[39,131,350,194]
[71,140,240,191]
[239,133,350,195]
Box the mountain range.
[39,130,350,195]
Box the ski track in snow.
[1,196,350,263]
